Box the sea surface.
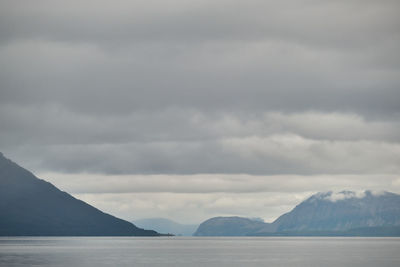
[0,237,399,267]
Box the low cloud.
[39,173,400,195]
[38,172,400,223]
[323,191,366,202]
[73,191,313,224]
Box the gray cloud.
[1,107,400,175]
[4,133,400,175]
[1,1,399,47]
[1,39,399,115]
[0,0,399,115]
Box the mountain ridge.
[194,190,400,236]
[0,152,160,236]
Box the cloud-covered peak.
[307,190,391,203]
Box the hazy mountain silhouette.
[0,152,159,236]
[193,217,268,236]
[194,191,400,236]
[133,218,198,236]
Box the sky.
[0,0,399,224]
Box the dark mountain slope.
[0,152,159,236]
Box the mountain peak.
[0,151,9,162]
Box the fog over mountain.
[0,0,399,223]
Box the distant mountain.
[133,218,198,236]
[272,191,400,232]
[193,217,269,236]
[194,191,400,236]
[0,152,159,236]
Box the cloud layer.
[2,109,399,175]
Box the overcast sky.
[1,0,399,224]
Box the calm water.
[0,237,399,267]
